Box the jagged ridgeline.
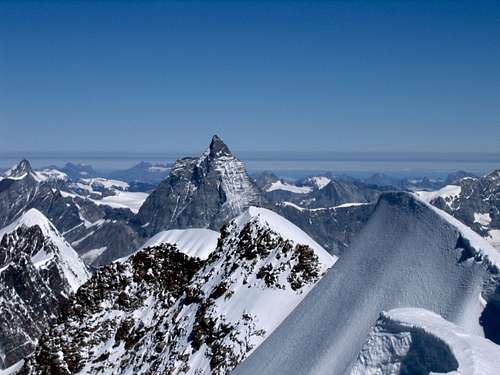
[136,135,266,236]
[20,207,334,375]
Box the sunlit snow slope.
[234,192,500,375]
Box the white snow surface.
[0,360,24,375]
[415,184,462,206]
[486,229,500,251]
[351,308,500,375]
[97,191,148,213]
[282,201,369,212]
[80,177,129,190]
[415,194,500,270]
[233,192,500,375]
[266,181,313,194]
[33,168,69,182]
[474,212,492,227]
[0,209,90,292]
[139,228,219,260]
[306,176,331,189]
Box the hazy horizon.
[1,149,499,178]
[2,1,500,154]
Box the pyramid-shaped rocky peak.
[6,159,34,179]
[208,134,232,158]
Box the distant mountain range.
[0,135,499,374]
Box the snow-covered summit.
[3,159,36,180]
[0,208,90,291]
[234,206,335,265]
[0,209,90,369]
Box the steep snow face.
[305,176,331,190]
[21,208,334,375]
[33,168,69,182]
[0,210,90,369]
[233,192,500,375]
[351,308,500,375]
[415,184,462,207]
[266,181,313,194]
[139,228,219,260]
[0,209,90,292]
[137,135,265,234]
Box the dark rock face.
[20,244,203,375]
[278,202,376,257]
[19,244,204,375]
[0,224,86,369]
[137,135,265,235]
[429,170,500,246]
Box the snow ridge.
[0,209,90,291]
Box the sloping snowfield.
[139,228,220,260]
[234,192,500,375]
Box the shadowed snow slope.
[139,228,220,260]
[351,308,500,375]
[233,192,500,375]
[0,208,90,291]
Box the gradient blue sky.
[1,1,499,153]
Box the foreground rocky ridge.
[20,207,334,375]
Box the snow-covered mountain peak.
[485,169,500,181]
[207,134,232,158]
[234,206,336,265]
[4,159,35,180]
[0,209,90,369]
[0,208,57,238]
[137,136,265,233]
[0,208,90,292]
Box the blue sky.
[0,1,499,153]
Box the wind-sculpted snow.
[233,192,500,375]
[0,210,89,369]
[137,228,220,260]
[20,207,334,375]
[351,308,500,375]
